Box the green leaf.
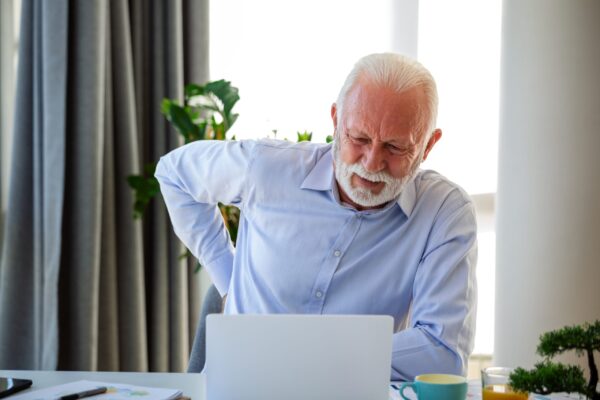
[126,163,160,219]
[326,135,334,143]
[127,175,145,190]
[166,103,199,141]
[160,98,175,116]
[201,80,240,133]
[297,131,313,142]
[538,320,600,357]
[185,83,205,100]
[204,79,240,117]
[509,361,587,396]
[200,104,221,113]
[187,108,201,122]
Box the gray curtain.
[0,0,16,253]
[0,0,209,372]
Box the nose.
[362,146,386,173]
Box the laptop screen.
[205,314,393,400]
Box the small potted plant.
[509,320,600,399]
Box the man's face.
[331,79,441,210]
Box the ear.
[331,103,338,131]
[422,129,442,161]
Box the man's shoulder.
[410,170,477,245]
[249,139,331,167]
[252,138,330,155]
[413,169,474,210]
[242,139,332,184]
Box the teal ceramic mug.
[399,373,468,400]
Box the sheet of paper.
[10,379,182,400]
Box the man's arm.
[391,199,477,381]
[154,140,256,295]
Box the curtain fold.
[58,0,108,370]
[0,0,209,372]
[106,0,148,371]
[182,0,209,351]
[0,0,69,370]
[1,0,16,238]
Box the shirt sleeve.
[154,140,256,295]
[391,196,478,381]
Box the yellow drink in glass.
[482,384,528,400]
[482,368,529,400]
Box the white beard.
[332,139,419,208]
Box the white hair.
[335,53,439,140]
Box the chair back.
[187,284,222,372]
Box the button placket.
[307,214,363,313]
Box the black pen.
[58,386,107,400]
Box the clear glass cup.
[481,367,529,400]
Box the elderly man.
[155,53,477,381]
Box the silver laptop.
[205,314,393,400]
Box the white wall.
[495,0,600,369]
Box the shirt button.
[316,291,323,298]
[333,250,341,257]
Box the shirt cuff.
[203,250,234,295]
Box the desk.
[0,371,477,400]
[0,370,582,399]
[0,370,206,399]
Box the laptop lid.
[205,314,393,400]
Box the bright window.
[210,0,501,355]
[210,0,394,142]
[418,0,501,355]
[418,0,501,196]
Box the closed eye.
[386,144,410,155]
[347,133,370,145]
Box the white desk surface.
[2,370,582,400]
[0,370,206,399]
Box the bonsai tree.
[509,320,600,399]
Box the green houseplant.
[127,79,332,269]
[509,320,600,399]
[127,80,241,242]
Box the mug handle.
[398,382,415,400]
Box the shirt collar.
[300,146,418,217]
[300,147,335,191]
[398,176,417,217]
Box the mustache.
[346,163,397,185]
[332,137,398,184]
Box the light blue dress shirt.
[155,139,477,381]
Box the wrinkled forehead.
[340,81,430,141]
